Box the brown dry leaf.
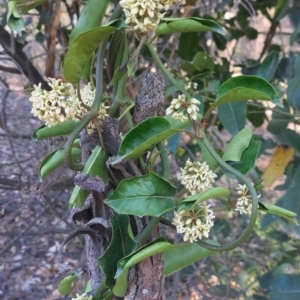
[263,145,294,187]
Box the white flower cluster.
[120,0,181,32]
[235,184,260,215]
[71,293,93,300]
[74,83,109,134]
[184,77,198,93]
[166,94,200,121]
[29,78,78,127]
[29,79,109,132]
[181,159,217,195]
[172,205,215,243]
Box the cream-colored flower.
[184,77,198,92]
[29,80,110,132]
[234,184,260,215]
[180,159,217,195]
[120,0,181,32]
[29,78,78,127]
[172,204,215,243]
[71,293,93,300]
[166,94,200,121]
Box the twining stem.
[64,112,94,171]
[135,217,160,246]
[147,43,191,100]
[195,133,258,252]
[157,141,172,181]
[77,83,90,110]
[159,217,176,229]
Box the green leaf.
[199,139,218,171]
[177,32,199,61]
[181,51,214,75]
[63,19,127,83]
[113,237,172,297]
[32,120,77,140]
[58,271,82,295]
[247,103,265,127]
[256,51,280,81]
[156,17,226,35]
[163,243,214,276]
[290,22,300,46]
[105,173,176,217]
[267,102,291,134]
[218,101,247,135]
[213,75,281,108]
[179,187,230,211]
[112,117,190,164]
[39,147,81,180]
[69,0,110,43]
[223,127,252,162]
[228,140,261,175]
[98,214,136,289]
[275,128,300,154]
[7,1,24,35]
[287,54,300,109]
[69,146,108,208]
[258,202,298,226]
[281,168,300,210]
[270,274,300,300]
[18,0,47,13]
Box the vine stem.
[64,112,94,171]
[195,132,258,252]
[135,217,160,247]
[157,141,172,181]
[147,43,191,100]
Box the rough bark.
[126,225,165,300]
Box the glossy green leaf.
[256,51,280,81]
[223,127,252,162]
[63,19,127,83]
[228,140,261,175]
[112,117,190,164]
[213,75,281,108]
[58,271,82,295]
[105,173,176,217]
[32,120,77,141]
[259,202,298,226]
[98,214,136,289]
[113,237,172,297]
[69,146,108,208]
[39,147,81,180]
[218,101,247,135]
[69,0,110,43]
[270,274,300,300]
[156,17,226,35]
[7,1,24,35]
[179,187,230,211]
[163,243,214,276]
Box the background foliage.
[1,0,300,299]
